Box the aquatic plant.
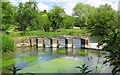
[76,63,92,75]
[8,65,22,75]
[78,51,90,56]
[17,58,83,73]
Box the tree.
[42,13,51,32]
[99,27,120,75]
[15,2,41,31]
[87,4,117,36]
[2,2,16,32]
[73,3,95,28]
[97,4,120,74]
[63,15,75,29]
[48,5,65,31]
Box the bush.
[2,34,15,53]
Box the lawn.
[7,28,89,40]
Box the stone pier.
[65,38,73,48]
[36,38,45,47]
[50,38,58,48]
[81,38,89,48]
[85,38,89,48]
[30,38,36,47]
[81,38,85,48]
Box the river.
[2,35,113,73]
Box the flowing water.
[2,36,113,73]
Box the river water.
[2,36,113,73]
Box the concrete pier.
[81,38,85,48]
[65,38,73,48]
[36,38,45,47]
[15,37,103,50]
[81,38,89,48]
[30,38,36,47]
[50,38,58,48]
[85,38,89,48]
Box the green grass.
[7,28,89,40]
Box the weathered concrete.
[85,38,89,48]
[81,38,85,48]
[87,43,106,50]
[36,38,45,47]
[81,38,89,48]
[14,37,104,50]
[50,38,58,48]
[30,38,36,47]
[65,38,73,48]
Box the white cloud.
[112,2,118,10]
[21,0,29,3]
[37,3,50,11]
[9,0,18,6]
[64,2,77,15]
[38,0,82,2]
[85,0,119,10]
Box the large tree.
[63,15,75,29]
[2,2,16,32]
[15,2,41,31]
[73,3,95,28]
[42,13,51,32]
[88,4,118,36]
[48,5,65,31]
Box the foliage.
[48,5,65,31]
[76,63,92,75]
[41,11,51,32]
[88,4,117,36]
[15,2,41,31]
[99,28,120,74]
[73,3,95,28]
[2,34,15,53]
[8,65,22,75]
[63,15,75,29]
[2,2,16,32]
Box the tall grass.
[2,34,15,53]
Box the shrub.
[2,34,15,53]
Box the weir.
[50,38,58,48]
[15,37,104,50]
[36,38,45,47]
[28,37,89,48]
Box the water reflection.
[3,47,112,73]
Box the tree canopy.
[48,5,65,31]
[73,3,95,28]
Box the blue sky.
[4,0,120,15]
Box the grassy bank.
[7,28,89,40]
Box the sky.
[4,0,120,15]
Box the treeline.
[2,2,120,36]
[2,2,74,32]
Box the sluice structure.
[14,37,104,50]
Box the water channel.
[2,35,113,73]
